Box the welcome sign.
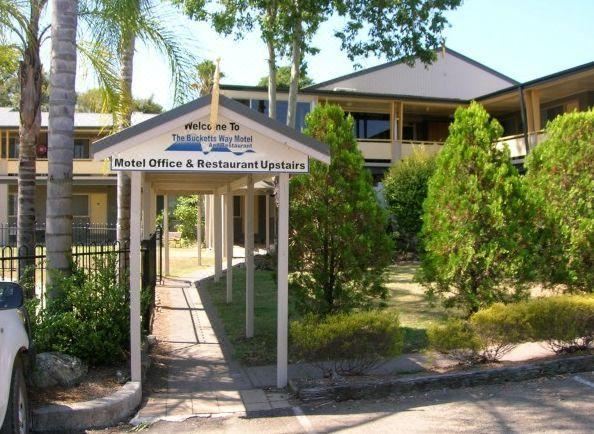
[109,114,309,173]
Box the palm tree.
[0,1,47,289]
[83,0,194,246]
[46,0,78,282]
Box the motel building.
[0,48,593,241]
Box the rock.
[116,370,131,385]
[32,352,88,388]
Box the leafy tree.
[383,149,436,254]
[290,104,393,315]
[77,88,163,113]
[419,102,531,316]
[193,59,225,96]
[173,195,199,241]
[83,0,195,246]
[257,65,313,88]
[524,110,594,291]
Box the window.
[250,100,311,131]
[8,135,18,159]
[74,138,90,159]
[235,99,250,107]
[8,194,16,225]
[72,195,90,225]
[351,113,390,140]
[542,105,564,124]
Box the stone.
[32,352,88,388]
[116,370,131,385]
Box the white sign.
[110,115,309,173]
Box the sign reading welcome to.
[110,115,309,173]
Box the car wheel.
[0,357,30,434]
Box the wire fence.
[0,223,118,247]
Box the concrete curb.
[290,354,594,403]
[32,381,142,432]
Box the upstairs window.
[72,194,90,225]
[351,112,390,140]
[8,135,18,159]
[250,100,310,131]
[74,138,90,159]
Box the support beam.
[214,192,222,281]
[222,191,227,260]
[163,194,170,276]
[226,185,233,303]
[197,195,202,266]
[130,171,142,383]
[276,173,289,388]
[204,195,211,249]
[265,194,270,252]
[245,174,254,338]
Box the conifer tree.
[419,102,530,315]
[289,104,393,315]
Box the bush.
[524,110,594,291]
[31,255,135,366]
[523,295,594,353]
[290,310,404,375]
[173,195,199,242]
[419,102,531,315]
[290,104,393,315]
[383,150,436,254]
[429,295,594,363]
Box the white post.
[226,185,233,303]
[277,173,289,388]
[265,193,270,252]
[130,171,143,383]
[210,195,215,250]
[204,194,211,249]
[163,194,170,276]
[222,191,227,260]
[245,175,254,338]
[0,184,8,246]
[214,192,222,282]
[197,195,202,266]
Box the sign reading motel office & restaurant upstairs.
[109,114,309,173]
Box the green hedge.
[428,295,594,363]
[291,310,403,375]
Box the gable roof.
[93,94,330,162]
[0,111,155,129]
[304,48,519,100]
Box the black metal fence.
[0,227,163,314]
[0,223,117,247]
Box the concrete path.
[134,258,291,424]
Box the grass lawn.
[167,245,214,278]
[204,261,451,366]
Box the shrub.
[524,110,594,291]
[428,319,482,364]
[31,255,134,366]
[523,295,594,353]
[419,102,532,316]
[173,195,199,241]
[290,310,404,376]
[383,150,436,255]
[290,104,393,315]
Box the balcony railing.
[496,131,547,158]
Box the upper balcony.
[496,131,547,158]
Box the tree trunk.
[267,38,277,120]
[286,20,302,129]
[116,34,136,247]
[17,2,43,296]
[46,0,78,289]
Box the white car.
[0,283,32,434]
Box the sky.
[74,0,594,109]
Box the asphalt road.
[94,372,594,434]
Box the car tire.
[0,356,30,434]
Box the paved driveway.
[94,371,594,433]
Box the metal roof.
[0,111,156,129]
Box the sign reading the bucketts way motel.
[110,114,309,173]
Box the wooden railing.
[496,131,546,158]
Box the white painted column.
[245,175,255,338]
[226,185,233,303]
[222,190,227,260]
[265,194,270,252]
[197,195,202,266]
[214,192,222,282]
[130,171,143,383]
[209,195,215,250]
[204,194,211,249]
[163,194,170,276]
[277,173,289,388]
[0,184,8,246]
